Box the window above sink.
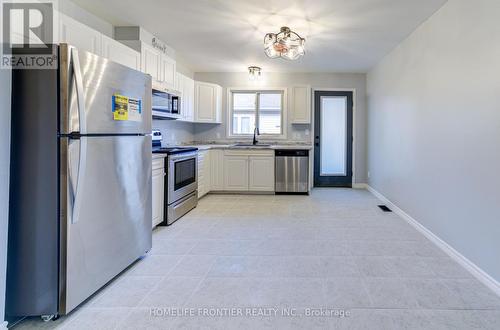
[227,87,288,140]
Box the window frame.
[227,87,288,139]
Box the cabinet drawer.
[152,158,165,171]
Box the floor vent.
[378,205,392,212]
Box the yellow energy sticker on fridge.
[112,94,129,121]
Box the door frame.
[310,88,357,188]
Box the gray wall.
[194,72,367,183]
[367,0,500,281]
[0,69,11,329]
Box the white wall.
[194,72,367,183]
[367,0,500,281]
[60,0,113,36]
[0,68,12,329]
[153,120,194,146]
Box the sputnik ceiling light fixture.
[264,26,305,60]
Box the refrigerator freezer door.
[60,135,152,314]
[60,44,152,135]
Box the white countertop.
[181,144,313,151]
[152,144,313,158]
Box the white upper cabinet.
[101,35,141,70]
[184,77,195,122]
[60,14,102,55]
[161,55,177,89]
[194,81,222,123]
[291,86,312,124]
[139,42,177,88]
[176,73,195,122]
[141,43,162,81]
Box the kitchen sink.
[231,143,271,148]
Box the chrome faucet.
[253,127,259,145]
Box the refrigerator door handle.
[71,137,87,224]
[69,47,88,224]
[71,48,87,135]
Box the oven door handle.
[169,152,198,162]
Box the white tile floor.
[15,189,500,329]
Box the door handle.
[69,48,88,224]
[71,48,87,135]
[71,137,87,224]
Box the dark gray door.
[314,91,353,187]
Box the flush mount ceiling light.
[264,26,305,60]
[248,66,262,80]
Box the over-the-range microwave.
[152,82,181,119]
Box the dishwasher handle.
[275,149,309,157]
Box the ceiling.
[71,0,447,73]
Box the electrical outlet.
[367,171,371,179]
[305,129,310,136]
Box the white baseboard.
[352,183,367,189]
[366,185,500,297]
[1,321,7,330]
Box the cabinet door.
[60,14,101,55]
[291,86,311,124]
[161,55,177,88]
[223,156,249,191]
[184,77,195,122]
[176,73,194,122]
[141,43,161,81]
[210,150,224,191]
[249,156,275,191]
[101,35,141,70]
[194,82,217,122]
[152,167,165,228]
[203,151,211,197]
[214,85,223,123]
[175,72,183,92]
[197,150,210,198]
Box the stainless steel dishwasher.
[275,149,309,194]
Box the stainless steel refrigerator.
[7,44,152,319]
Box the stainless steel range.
[152,131,198,225]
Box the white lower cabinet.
[198,150,211,199]
[210,150,224,191]
[223,150,274,192]
[223,155,249,191]
[152,158,165,228]
[249,156,275,191]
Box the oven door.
[168,152,198,204]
